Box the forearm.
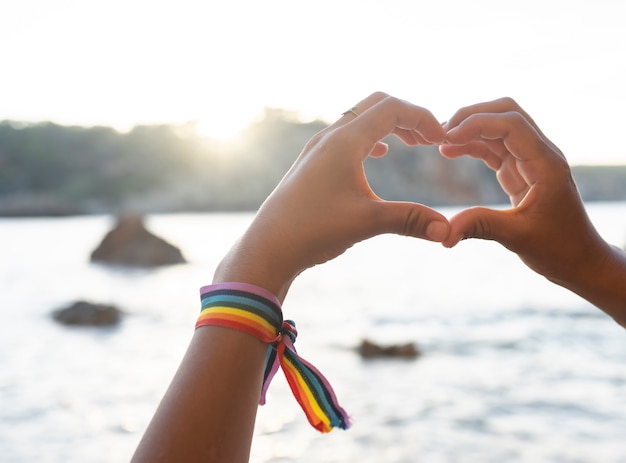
[132,250,282,463]
[550,241,626,327]
[131,327,267,463]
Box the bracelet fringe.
[196,282,351,433]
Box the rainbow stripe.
[196,282,351,433]
[197,283,281,343]
[278,331,351,432]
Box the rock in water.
[52,301,122,326]
[90,214,186,267]
[358,339,421,359]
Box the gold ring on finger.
[341,106,360,118]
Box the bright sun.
[193,109,259,141]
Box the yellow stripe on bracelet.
[196,282,351,433]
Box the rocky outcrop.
[90,214,186,267]
[358,339,421,359]
[0,194,85,217]
[52,301,122,326]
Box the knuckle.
[474,216,493,240]
[551,150,574,179]
[501,111,531,134]
[370,91,390,102]
[357,91,391,112]
[497,96,520,110]
[401,208,427,237]
[375,94,407,113]
[448,104,474,126]
[302,125,331,151]
[304,130,325,148]
[463,207,494,241]
[321,124,353,150]
[503,110,526,125]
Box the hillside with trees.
[1,110,625,216]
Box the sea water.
[1,203,625,463]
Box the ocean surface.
[1,203,626,463]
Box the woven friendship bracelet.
[196,282,351,433]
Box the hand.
[215,92,450,300]
[439,97,620,306]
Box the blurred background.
[1,1,626,462]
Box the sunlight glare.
[194,108,258,141]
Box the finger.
[443,206,523,248]
[445,97,563,156]
[446,110,561,209]
[440,139,530,204]
[342,96,445,160]
[370,199,450,242]
[368,141,389,158]
[330,91,391,130]
[446,112,547,164]
[394,128,430,146]
[446,113,566,193]
[442,138,529,193]
[446,137,510,160]
[313,92,395,157]
[445,97,533,130]
[439,141,504,170]
[445,97,511,130]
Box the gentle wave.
[1,204,625,462]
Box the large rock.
[358,339,421,359]
[52,301,122,327]
[90,214,186,267]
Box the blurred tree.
[0,114,621,217]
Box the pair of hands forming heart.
[134,92,626,462]
[214,92,625,320]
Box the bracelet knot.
[275,319,297,344]
[196,282,351,433]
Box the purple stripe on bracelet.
[199,282,281,306]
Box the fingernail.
[425,221,448,242]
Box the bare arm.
[131,92,450,462]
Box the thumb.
[443,206,518,248]
[372,200,450,242]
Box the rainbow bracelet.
[196,282,351,433]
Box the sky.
[1,0,625,165]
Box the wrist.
[549,240,626,323]
[212,232,297,303]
